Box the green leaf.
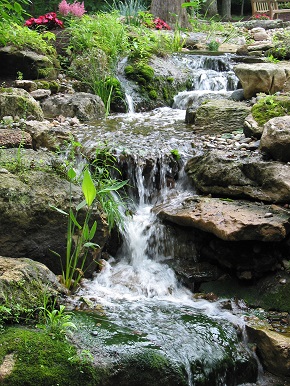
[49,204,68,216]
[98,180,127,194]
[83,223,89,240]
[89,221,97,240]
[83,242,99,248]
[69,209,81,229]
[82,169,96,206]
[76,199,86,211]
[68,167,76,180]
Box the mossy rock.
[35,80,60,94]
[0,88,44,121]
[252,94,290,126]
[0,327,102,386]
[200,271,290,313]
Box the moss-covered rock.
[252,94,290,126]
[0,327,102,386]
[0,88,44,121]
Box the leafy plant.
[0,21,56,56]
[0,0,31,24]
[207,39,220,51]
[24,11,64,29]
[105,0,147,25]
[91,143,128,231]
[38,297,76,340]
[170,149,181,161]
[51,167,99,290]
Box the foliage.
[91,143,128,231]
[0,0,31,24]
[170,149,181,161]
[58,0,86,17]
[0,21,56,56]
[38,296,76,340]
[24,11,64,29]
[252,94,290,126]
[67,13,129,68]
[50,168,99,290]
[207,39,220,51]
[105,0,147,25]
[0,327,101,385]
[267,29,290,60]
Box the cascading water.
[72,54,261,385]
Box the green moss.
[167,77,174,83]
[148,90,157,100]
[252,94,290,126]
[0,327,100,386]
[124,65,134,76]
[35,80,60,93]
[137,63,154,81]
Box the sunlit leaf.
[82,169,96,206]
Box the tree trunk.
[202,0,218,17]
[150,0,190,29]
[221,0,231,20]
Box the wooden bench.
[251,0,290,19]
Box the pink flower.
[153,18,171,30]
[58,0,70,16]
[58,0,86,17]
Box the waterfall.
[73,54,260,385]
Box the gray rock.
[0,129,32,148]
[244,113,264,139]
[194,99,251,133]
[30,89,51,100]
[41,92,106,121]
[0,46,58,79]
[0,151,109,276]
[185,150,290,203]
[260,116,290,162]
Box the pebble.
[264,213,273,218]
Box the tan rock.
[155,196,290,241]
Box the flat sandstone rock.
[155,196,290,241]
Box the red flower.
[153,18,171,30]
[24,12,64,29]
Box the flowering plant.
[153,18,171,30]
[25,12,64,29]
[253,13,270,20]
[58,0,86,17]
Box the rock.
[0,256,67,311]
[155,196,290,241]
[30,89,51,100]
[173,90,231,111]
[244,113,264,139]
[0,88,44,121]
[234,62,290,99]
[13,80,38,92]
[0,151,109,277]
[193,100,251,133]
[0,46,58,79]
[246,322,290,377]
[22,120,71,150]
[260,116,290,162]
[250,27,269,41]
[185,150,290,203]
[0,129,32,148]
[41,92,106,121]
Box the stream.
[71,54,264,385]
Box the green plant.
[105,0,147,25]
[266,54,280,63]
[0,0,31,24]
[207,39,220,51]
[170,149,181,161]
[91,143,128,231]
[51,167,99,290]
[38,297,76,340]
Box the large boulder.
[234,62,290,99]
[155,196,290,242]
[41,92,106,121]
[0,256,67,312]
[0,46,58,79]
[193,100,250,133]
[185,150,290,203]
[0,88,44,121]
[0,149,109,276]
[0,129,32,148]
[260,116,290,162]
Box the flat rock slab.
[155,196,290,241]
